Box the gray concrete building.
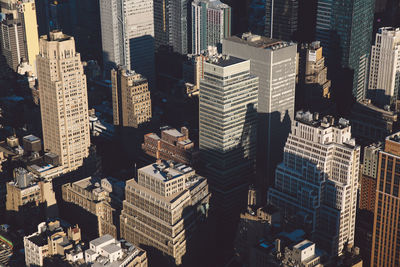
[199,54,258,222]
[223,33,297,190]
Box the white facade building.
[268,111,360,257]
[369,27,400,102]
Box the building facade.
[264,0,298,41]
[37,30,90,173]
[191,0,231,54]
[111,66,152,128]
[84,234,147,267]
[120,160,210,265]
[371,132,400,266]
[142,126,196,165]
[99,0,155,86]
[268,111,360,256]
[0,0,39,73]
[369,27,400,104]
[223,33,297,189]
[199,55,258,220]
[316,0,374,101]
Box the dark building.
[265,0,298,41]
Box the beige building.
[85,234,147,267]
[37,30,90,173]
[111,66,152,128]
[62,177,117,238]
[24,220,83,266]
[0,0,39,73]
[6,167,57,218]
[120,160,210,265]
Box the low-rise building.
[24,220,84,266]
[120,160,210,265]
[85,234,147,267]
[62,177,121,239]
[142,126,196,165]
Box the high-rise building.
[371,132,400,266]
[296,41,331,111]
[0,0,39,73]
[369,27,400,104]
[154,0,189,54]
[223,33,297,190]
[37,30,90,172]
[264,0,298,41]
[111,66,152,128]
[316,0,374,101]
[100,0,155,86]
[191,0,231,54]
[120,160,210,265]
[199,55,258,221]
[268,111,360,256]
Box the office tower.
[0,0,39,73]
[154,0,189,54]
[265,0,298,41]
[316,0,374,101]
[268,111,360,256]
[369,27,400,104]
[100,0,155,86]
[371,133,400,266]
[37,31,90,172]
[191,0,231,54]
[120,160,210,265]
[359,143,381,213]
[199,55,258,222]
[111,66,152,128]
[223,33,297,189]
[297,41,331,111]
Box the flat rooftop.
[140,163,184,182]
[225,33,293,50]
[294,239,314,251]
[90,234,114,247]
[163,128,183,138]
[206,55,246,67]
[23,135,40,143]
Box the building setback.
[223,33,297,190]
[268,111,359,257]
[37,30,90,173]
[120,160,210,265]
[111,66,152,128]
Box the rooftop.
[295,110,350,130]
[91,234,114,247]
[163,128,184,138]
[140,162,187,182]
[102,243,121,254]
[225,33,294,50]
[293,239,314,251]
[23,135,40,143]
[206,55,246,67]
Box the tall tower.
[0,0,39,73]
[223,33,297,190]
[199,55,258,222]
[111,66,152,128]
[268,111,360,256]
[191,0,231,54]
[37,30,90,172]
[264,0,298,41]
[100,0,155,87]
[316,0,374,101]
[371,133,400,266]
[369,27,400,104]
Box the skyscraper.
[264,0,298,41]
[369,27,400,104]
[199,55,258,220]
[154,0,189,54]
[191,0,231,54]
[100,0,155,86]
[120,160,210,265]
[37,30,90,172]
[111,66,152,128]
[268,111,359,256]
[0,0,39,73]
[316,0,374,101]
[371,132,400,266]
[223,33,297,190]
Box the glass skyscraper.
[316,0,374,101]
